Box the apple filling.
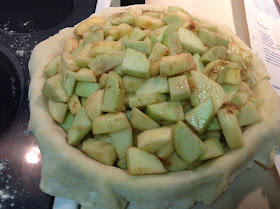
[42,6,264,175]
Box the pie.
[28,5,280,209]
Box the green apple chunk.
[199,138,224,161]
[192,53,204,73]
[101,71,125,113]
[88,53,123,76]
[59,54,79,73]
[150,61,160,77]
[190,71,229,112]
[109,127,133,160]
[123,40,152,54]
[90,41,124,57]
[136,76,169,95]
[75,82,101,98]
[168,75,190,101]
[199,46,227,64]
[67,94,81,115]
[95,134,112,144]
[80,97,87,106]
[156,141,174,161]
[178,27,207,55]
[82,138,117,166]
[127,147,167,175]
[74,16,105,35]
[68,107,92,146]
[84,89,104,120]
[105,36,116,41]
[129,27,146,41]
[198,28,230,47]
[44,56,61,77]
[222,84,240,100]
[162,11,191,28]
[117,158,128,170]
[107,23,133,40]
[72,43,92,68]
[162,25,183,55]
[42,74,70,102]
[75,68,97,82]
[99,73,108,88]
[148,42,169,63]
[60,112,74,132]
[173,121,206,165]
[231,91,250,107]
[160,53,196,77]
[206,130,221,140]
[137,126,172,153]
[90,25,103,32]
[185,97,215,134]
[237,101,262,126]
[121,48,150,78]
[145,101,184,125]
[150,25,169,44]
[111,11,135,26]
[92,112,130,134]
[207,116,221,131]
[217,108,244,149]
[223,68,241,85]
[48,99,68,123]
[130,107,160,131]
[83,30,104,44]
[135,15,165,30]
[123,75,145,93]
[164,152,189,172]
[63,70,77,96]
[128,93,167,109]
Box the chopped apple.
[63,70,77,96]
[99,73,108,88]
[48,99,68,123]
[162,25,183,55]
[222,84,240,100]
[198,28,230,47]
[164,152,188,172]
[178,27,207,55]
[237,101,262,126]
[59,54,79,73]
[117,158,128,170]
[223,68,241,85]
[62,38,79,54]
[92,112,130,134]
[199,138,224,161]
[68,107,92,146]
[150,61,160,77]
[217,108,244,149]
[75,68,97,82]
[44,56,61,77]
[88,53,124,76]
[109,127,133,160]
[205,130,221,140]
[185,97,215,134]
[160,53,196,77]
[83,30,104,44]
[145,101,184,125]
[107,23,133,40]
[130,107,160,131]
[137,126,172,153]
[84,89,104,120]
[207,116,221,131]
[42,74,70,102]
[67,94,81,115]
[199,46,227,64]
[127,147,167,175]
[74,16,105,35]
[148,42,169,63]
[156,141,174,160]
[75,82,101,98]
[129,27,146,41]
[90,41,124,57]
[249,97,265,108]
[101,71,125,113]
[72,43,92,68]
[60,112,74,132]
[150,25,169,44]
[82,138,117,166]
[128,93,167,109]
[123,40,152,54]
[121,48,150,78]
[173,121,206,165]
[162,11,191,28]
[231,91,250,107]
[168,75,190,101]
[190,71,229,111]
[123,75,145,93]
[192,54,204,73]
[135,15,165,30]
[135,76,169,95]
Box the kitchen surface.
[0,0,280,209]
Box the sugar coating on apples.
[42,6,264,175]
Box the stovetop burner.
[0,0,74,33]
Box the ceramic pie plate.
[28,5,280,209]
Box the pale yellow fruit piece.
[74,16,105,35]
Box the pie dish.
[28,5,280,209]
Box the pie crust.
[28,5,280,209]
